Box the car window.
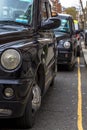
[46,2,51,18]
[0,0,33,25]
[54,18,70,33]
[41,2,48,21]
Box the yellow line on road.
[77,57,83,130]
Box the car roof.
[58,13,73,19]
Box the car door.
[38,0,56,90]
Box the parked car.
[0,0,60,129]
[84,29,87,48]
[54,13,81,70]
[74,20,82,56]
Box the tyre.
[68,64,74,71]
[50,75,55,86]
[17,83,41,129]
[77,51,80,57]
[77,46,80,57]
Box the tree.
[64,7,78,20]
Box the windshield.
[0,0,33,25]
[54,18,70,33]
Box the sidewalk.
[81,41,87,65]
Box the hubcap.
[32,84,41,111]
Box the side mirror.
[40,17,61,30]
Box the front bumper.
[0,78,32,118]
[57,51,72,65]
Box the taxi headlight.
[1,49,21,70]
[64,41,70,49]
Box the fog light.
[4,88,14,97]
[0,109,12,116]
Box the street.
[31,56,83,130]
[0,0,85,129]
[31,55,87,130]
[1,54,87,130]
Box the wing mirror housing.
[40,17,61,30]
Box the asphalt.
[81,40,87,65]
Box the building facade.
[50,0,62,13]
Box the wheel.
[77,51,80,57]
[17,83,41,129]
[77,46,80,57]
[50,75,55,86]
[85,44,87,49]
[68,64,74,71]
[57,64,61,71]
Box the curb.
[81,41,87,66]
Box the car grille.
[58,52,72,61]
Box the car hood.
[0,25,34,50]
[0,25,33,43]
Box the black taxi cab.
[54,13,80,70]
[0,0,60,128]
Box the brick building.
[50,0,62,13]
